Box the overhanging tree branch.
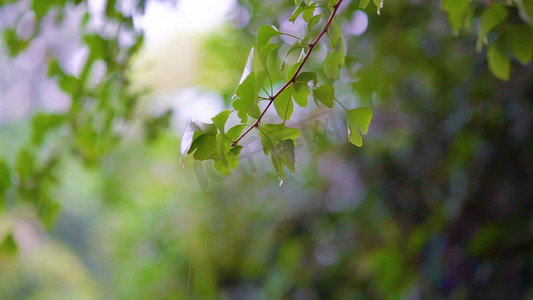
[231,0,344,147]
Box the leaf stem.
[231,0,343,147]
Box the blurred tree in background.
[1,0,533,299]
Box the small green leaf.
[259,123,300,154]
[515,0,533,25]
[227,124,245,141]
[189,134,218,161]
[276,139,296,173]
[31,113,65,145]
[328,21,342,47]
[58,75,79,95]
[0,160,10,202]
[359,0,370,9]
[257,25,281,47]
[216,133,228,166]
[0,233,18,256]
[293,83,309,107]
[259,124,299,180]
[324,51,340,79]
[293,70,316,107]
[259,43,281,69]
[313,84,334,108]
[233,74,260,123]
[346,107,373,147]
[212,110,230,133]
[180,121,217,158]
[302,2,316,22]
[487,43,510,81]
[442,0,471,34]
[295,72,317,84]
[477,4,508,51]
[308,13,323,30]
[289,1,308,22]
[15,148,34,180]
[286,50,306,82]
[507,25,533,64]
[374,0,384,14]
[274,85,294,121]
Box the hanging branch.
[231,0,344,147]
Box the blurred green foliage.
[1,0,533,299]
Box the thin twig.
[231,0,343,147]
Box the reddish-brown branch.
[231,0,343,147]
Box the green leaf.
[189,134,218,161]
[257,25,281,47]
[346,107,373,147]
[324,51,340,79]
[259,43,281,69]
[346,107,372,147]
[3,28,30,57]
[359,0,370,9]
[226,146,243,170]
[302,2,316,22]
[289,1,308,22]
[313,84,334,107]
[0,160,10,202]
[374,0,384,14]
[292,72,316,107]
[270,140,296,180]
[47,58,64,77]
[274,85,294,121]
[31,113,65,145]
[295,72,317,84]
[515,0,533,25]
[180,121,217,158]
[286,49,306,82]
[216,133,228,166]
[328,21,342,47]
[0,233,18,256]
[442,0,471,34]
[233,48,261,122]
[227,124,245,141]
[259,124,299,180]
[84,34,108,60]
[308,14,323,30]
[477,4,508,51]
[58,75,79,95]
[276,140,296,173]
[487,43,510,81]
[507,25,533,64]
[212,110,230,134]
[293,83,309,107]
[15,148,34,180]
[259,123,300,154]
[233,74,260,123]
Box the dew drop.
[279,179,284,186]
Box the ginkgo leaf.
[477,4,508,51]
[259,123,300,154]
[324,51,340,79]
[487,43,510,81]
[274,85,293,121]
[189,134,218,161]
[289,1,308,22]
[507,25,533,64]
[313,84,334,107]
[180,121,216,159]
[346,107,373,147]
[257,25,281,47]
[212,110,230,133]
